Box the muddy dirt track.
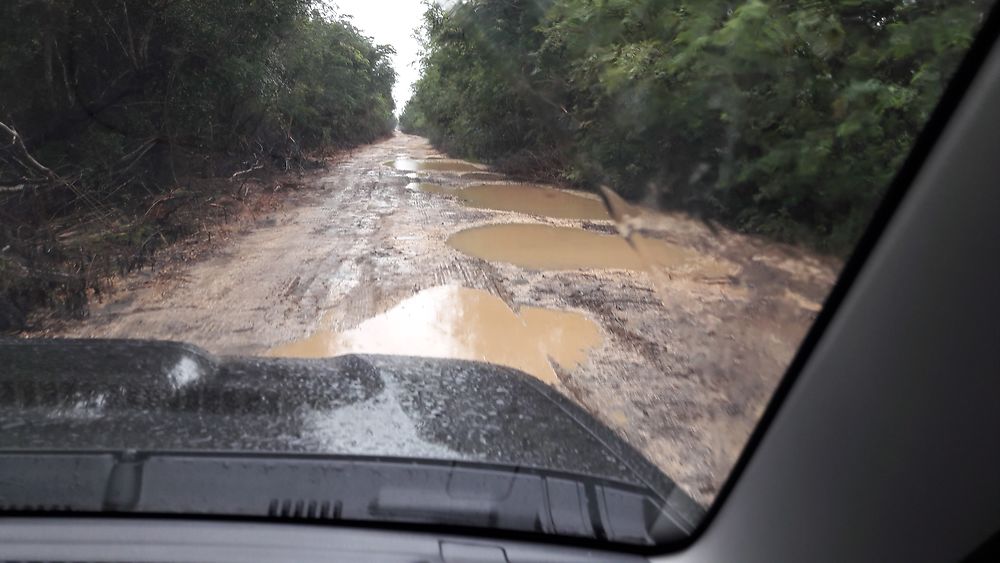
[35,132,839,505]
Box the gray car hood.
[0,338,702,543]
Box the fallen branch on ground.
[230,159,263,180]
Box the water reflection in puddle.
[269,286,602,385]
[460,171,506,181]
[385,159,483,173]
[447,224,698,272]
[415,183,610,220]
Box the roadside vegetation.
[400,0,989,253]
[0,0,396,330]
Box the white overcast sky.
[329,0,427,115]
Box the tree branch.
[0,120,59,179]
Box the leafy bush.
[401,0,988,253]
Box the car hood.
[0,338,703,543]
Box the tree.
[0,0,397,327]
[402,0,988,253]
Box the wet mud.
[33,132,841,506]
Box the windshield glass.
[0,0,992,547]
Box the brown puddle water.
[385,158,483,173]
[268,285,602,385]
[446,224,698,272]
[418,183,610,220]
[460,171,507,181]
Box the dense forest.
[0,0,396,328]
[401,0,989,253]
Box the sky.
[328,0,428,115]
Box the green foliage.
[0,0,396,188]
[401,0,988,253]
[278,10,398,148]
[401,1,565,163]
[0,0,396,327]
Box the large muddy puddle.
[414,182,610,220]
[269,285,602,385]
[446,223,706,272]
[386,158,483,173]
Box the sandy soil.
[30,132,840,505]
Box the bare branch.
[89,0,136,68]
[112,137,158,176]
[230,159,264,180]
[0,120,58,179]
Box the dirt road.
[37,132,839,505]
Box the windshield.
[0,0,992,547]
